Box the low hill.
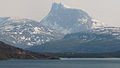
[0,41,59,60]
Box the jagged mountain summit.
[0,17,62,48]
[40,2,93,34]
[40,2,120,36]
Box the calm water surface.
[0,58,120,68]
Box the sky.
[0,0,120,27]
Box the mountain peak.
[52,2,62,6]
[52,2,71,9]
[52,2,63,9]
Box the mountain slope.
[0,17,63,48]
[0,41,59,60]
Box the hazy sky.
[0,0,120,26]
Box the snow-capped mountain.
[40,2,93,34]
[0,17,63,48]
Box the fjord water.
[0,58,120,68]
